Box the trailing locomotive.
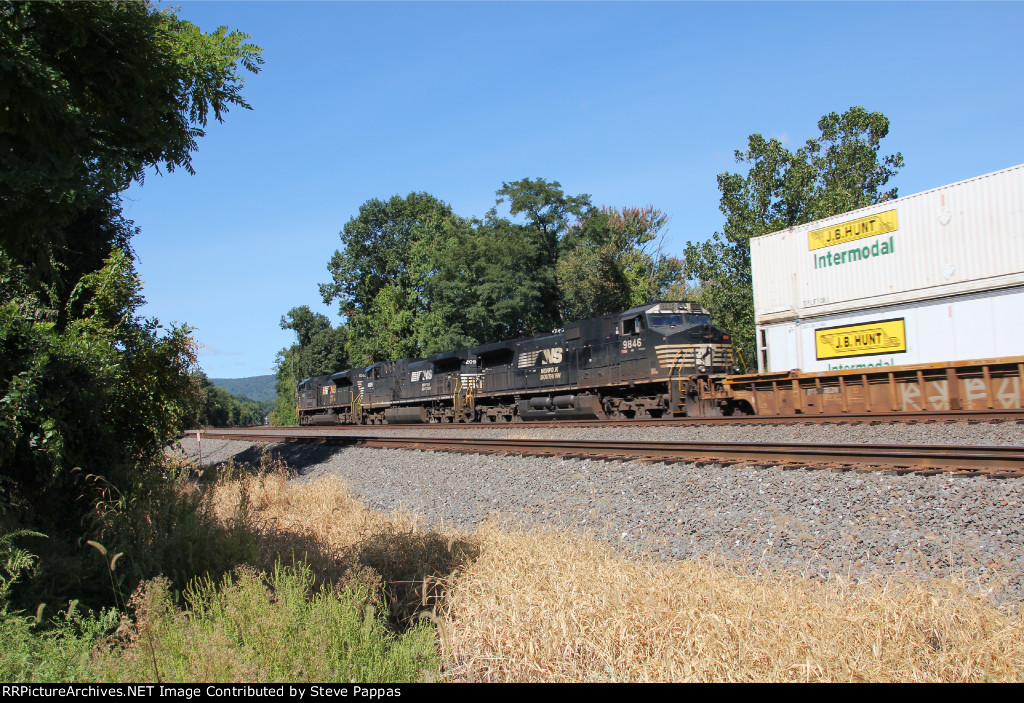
[297,301,743,425]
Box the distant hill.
[210,375,277,402]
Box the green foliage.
[1,530,45,604]
[559,206,682,321]
[683,106,904,365]
[280,306,331,349]
[208,375,277,403]
[1,0,262,296]
[494,178,593,330]
[449,213,549,343]
[270,347,300,427]
[85,461,260,602]
[1,535,438,683]
[1,599,120,683]
[91,563,441,682]
[315,180,622,368]
[198,374,271,427]
[0,0,263,616]
[0,529,121,683]
[320,192,469,365]
[496,177,592,265]
[271,317,348,426]
[1,250,203,525]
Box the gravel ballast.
[175,421,1024,603]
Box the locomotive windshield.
[648,313,710,327]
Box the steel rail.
[195,428,1024,476]
[287,408,1024,429]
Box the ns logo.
[518,347,563,368]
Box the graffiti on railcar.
[900,377,1021,411]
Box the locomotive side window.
[478,348,514,369]
[622,316,643,335]
[433,357,462,374]
[649,313,710,327]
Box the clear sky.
[121,1,1024,379]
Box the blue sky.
[122,1,1024,379]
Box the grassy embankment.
[3,455,1023,682]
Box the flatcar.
[297,301,743,424]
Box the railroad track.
[195,427,1024,479]
[296,408,1024,429]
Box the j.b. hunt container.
[751,163,1024,373]
[759,285,1024,373]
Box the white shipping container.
[751,163,1024,325]
[757,285,1024,373]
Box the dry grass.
[439,526,1024,682]
[206,470,1024,683]
[210,471,476,624]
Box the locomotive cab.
[625,301,738,377]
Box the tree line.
[274,108,902,420]
[198,374,273,427]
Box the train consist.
[297,297,1024,425]
[297,301,742,424]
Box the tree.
[447,212,550,343]
[683,106,903,367]
[320,192,475,364]
[0,249,201,520]
[1,1,262,301]
[315,181,686,372]
[558,206,682,321]
[494,178,593,330]
[495,178,592,265]
[0,1,262,534]
[270,346,300,427]
[197,373,270,427]
[280,306,332,348]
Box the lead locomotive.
[297,301,741,424]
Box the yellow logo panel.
[815,318,907,360]
[808,209,898,251]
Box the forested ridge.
[211,375,277,403]
[199,374,273,427]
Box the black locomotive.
[297,301,741,424]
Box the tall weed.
[83,456,259,598]
[93,561,440,682]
